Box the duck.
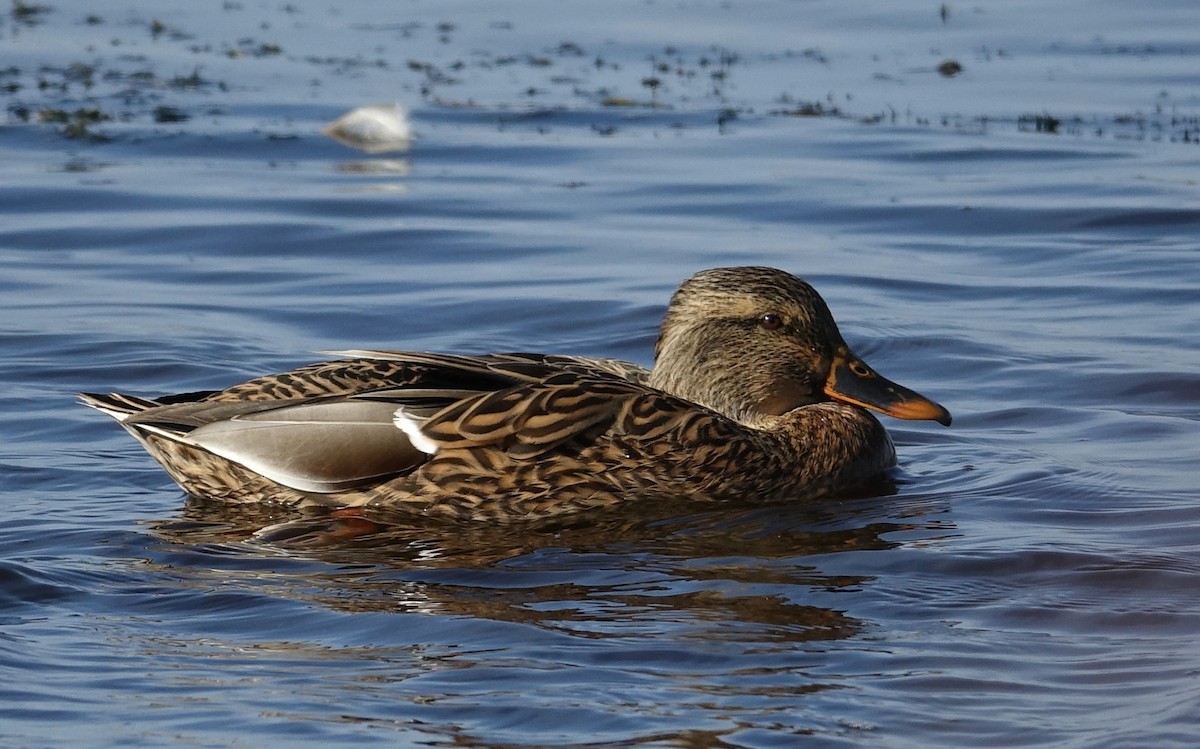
[80,266,950,522]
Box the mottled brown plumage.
[80,267,950,522]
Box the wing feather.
[183,399,426,493]
[404,372,710,461]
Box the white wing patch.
[393,407,439,455]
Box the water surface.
[2,1,1199,747]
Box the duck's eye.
[848,359,873,377]
[759,313,784,330]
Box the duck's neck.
[648,358,760,423]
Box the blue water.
[3,1,1199,747]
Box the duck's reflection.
[148,482,952,647]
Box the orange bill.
[823,347,952,426]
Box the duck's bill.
[823,347,952,426]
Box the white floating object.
[322,104,413,154]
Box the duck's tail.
[78,392,162,422]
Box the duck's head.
[649,267,951,426]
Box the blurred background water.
[2,1,1199,747]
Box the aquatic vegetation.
[11,0,51,26]
[0,1,1195,148]
[36,105,111,140]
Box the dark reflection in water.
[148,493,938,645]
[116,495,964,747]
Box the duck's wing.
[328,350,651,385]
[96,396,417,493]
[395,370,740,462]
[482,352,652,385]
[84,352,654,496]
[204,350,648,403]
[203,351,529,403]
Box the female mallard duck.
[81,267,950,522]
